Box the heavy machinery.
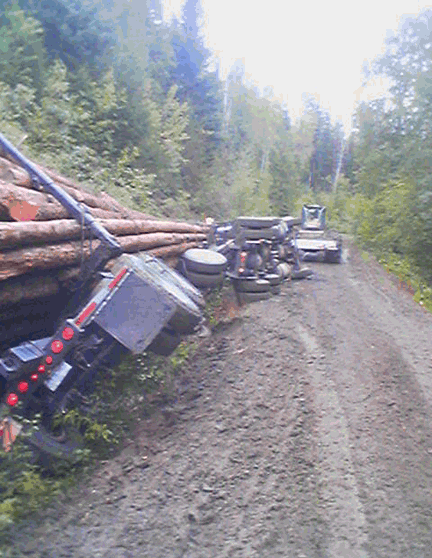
[295,204,342,263]
[0,133,207,463]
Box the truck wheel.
[184,269,224,289]
[237,291,271,305]
[26,423,85,469]
[147,327,182,356]
[233,278,270,293]
[264,273,281,286]
[182,249,227,274]
[236,216,281,229]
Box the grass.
[356,243,432,313]
[377,252,432,312]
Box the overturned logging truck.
[0,133,212,464]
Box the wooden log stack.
[0,153,209,314]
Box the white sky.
[162,0,432,133]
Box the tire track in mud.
[295,323,369,558]
[295,244,432,558]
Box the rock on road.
[10,241,432,558]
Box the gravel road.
[9,240,432,557]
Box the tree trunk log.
[0,244,195,308]
[0,218,208,249]
[0,273,60,307]
[0,156,157,220]
[147,241,200,259]
[0,232,205,280]
[0,181,142,221]
[0,159,30,186]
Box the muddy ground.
[7,241,432,557]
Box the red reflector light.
[240,252,247,265]
[62,327,74,341]
[38,364,45,373]
[0,428,3,437]
[7,393,18,406]
[46,356,53,365]
[51,340,63,354]
[75,302,97,326]
[17,381,29,393]
[30,373,38,382]
[109,267,128,289]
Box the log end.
[8,198,39,222]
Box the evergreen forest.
[1,0,432,297]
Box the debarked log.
[146,241,201,259]
[0,241,199,308]
[0,232,206,280]
[0,182,137,221]
[0,156,157,220]
[0,218,208,249]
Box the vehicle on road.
[296,204,342,263]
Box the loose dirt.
[8,240,432,557]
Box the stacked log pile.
[0,153,208,311]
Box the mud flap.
[1,417,23,452]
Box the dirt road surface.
[9,241,432,557]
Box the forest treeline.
[0,1,432,291]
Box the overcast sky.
[162,0,431,132]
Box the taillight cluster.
[5,324,76,408]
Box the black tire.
[237,291,271,305]
[26,423,85,468]
[184,269,224,288]
[182,249,227,274]
[147,327,182,356]
[236,216,280,229]
[233,278,270,293]
[264,273,281,286]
